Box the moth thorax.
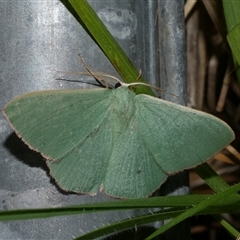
[111,87,135,119]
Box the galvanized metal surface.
[0,0,187,239]
[0,1,161,239]
[158,0,190,239]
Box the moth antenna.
[56,70,120,81]
[56,70,123,88]
[60,55,177,97]
[135,69,142,82]
[78,54,109,88]
[125,82,179,98]
[122,69,178,97]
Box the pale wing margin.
[48,115,114,195]
[134,94,234,173]
[4,88,114,160]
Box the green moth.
[3,82,234,199]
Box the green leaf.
[1,193,240,222]
[213,215,240,239]
[67,0,154,96]
[222,0,240,83]
[146,182,240,239]
[222,0,240,32]
[227,24,240,66]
